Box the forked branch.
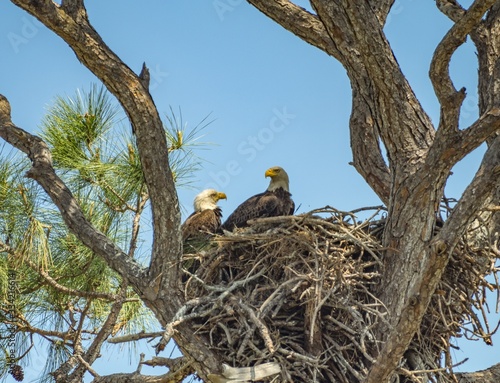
[430,0,496,105]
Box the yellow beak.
[217,192,227,201]
[265,168,276,178]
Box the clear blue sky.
[0,0,497,381]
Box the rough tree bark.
[1,0,500,382]
[1,0,222,381]
[456,362,500,382]
[246,1,500,382]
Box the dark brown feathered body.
[222,166,294,231]
[181,189,227,250]
[182,207,223,241]
[222,188,294,230]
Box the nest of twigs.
[180,207,499,383]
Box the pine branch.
[9,0,182,291]
[0,95,146,286]
[0,240,121,301]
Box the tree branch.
[456,107,500,158]
[425,106,500,176]
[5,3,224,377]
[14,317,69,341]
[437,136,500,247]
[246,0,341,60]
[470,4,500,116]
[9,0,182,296]
[128,190,148,258]
[91,357,194,383]
[64,288,127,382]
[309,0,436,175]
[142,356,189,369]
[430,0,496,106]
[107,330,163,344]
[349,93,391,203]
[436,0,467,22]
[456,362,500,382]
[0,240,123,301]
[365,134,500,383]
[425,0,500,218]
[0,95,146,287]
[60,0,85,16]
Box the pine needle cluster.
[0,85,211,381]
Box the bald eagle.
[182,189,227,244]
[222,166,294,230]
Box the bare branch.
[456,107,500,157]
[246,0,341,60]
[15,319,69,341]
[231,297,276,354]
[429,1,497,163]
[142,356,193,372]
[426,106,500,173]
[60,0,85,16]
[107,331,164,344]
[437,136,500,246]
[349,94,391,203]
[55,287,127,381]
[436,0,467,22]
[75,354,99,378]
[470,4,500,116]
[365,137,500,383]
[138,62,151,91]
[128,190,148,258]
[430,0,496,105]
[456,362,500,382]
[91,357,194,383]
[92,372,188,383]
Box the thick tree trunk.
[2,0,500,382]
[247,1,500,382]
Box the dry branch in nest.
[178,207,499,383]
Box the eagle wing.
[182,208,222,241]
[222,190,293,230]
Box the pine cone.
[9,364,24,382]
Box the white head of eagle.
[182,189,227,241]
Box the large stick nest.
[180,207,500,383]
